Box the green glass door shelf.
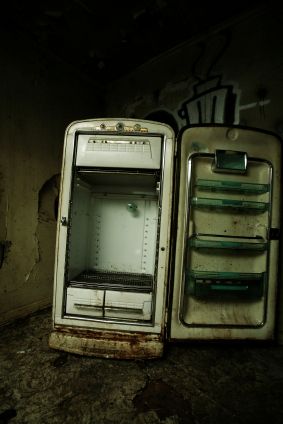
[195,179,269,194]
[186,271,265,299]
[189,236,267,251]
[191,197,269,212]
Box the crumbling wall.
[0,26,102,325]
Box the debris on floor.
[1,308,283,423]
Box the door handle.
[74,303,103,309]
[105,306,143,314]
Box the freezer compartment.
[65,287,152,321]
[186,271,265,299]
[76,134,162,169]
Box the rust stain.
[54,325,161,341]
[50,327,164,359]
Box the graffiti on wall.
[178,31,240,126]
[143,31,271,134]
[178,75,239,125]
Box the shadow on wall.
[38,174,61,223]
[35,174,61,306]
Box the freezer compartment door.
[170,126,281,340]
[76,134,162,169]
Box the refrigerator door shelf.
[186,271,265,299]
[195,179,269,194]
[189,235,267,251]
[191,197,269,212]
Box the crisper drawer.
[65,287,152,321]
[66,287,104,317]
[104,291,152,320]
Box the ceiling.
[6,0,266,83]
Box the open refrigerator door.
[169,126,281,342]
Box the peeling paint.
[24,232,41,282]
[23,174,60,282]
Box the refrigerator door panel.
[170,126,281,341]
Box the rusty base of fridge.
[49,328,164,359]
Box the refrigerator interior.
[65,169,160,323]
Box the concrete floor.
[1,308,283,424]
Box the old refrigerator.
[49,119,281,358]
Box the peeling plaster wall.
[0,26,103,325]
[105,4,283,341]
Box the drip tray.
[69,270,153,292]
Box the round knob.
[127,203,138,212]
[116,122,124,131]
